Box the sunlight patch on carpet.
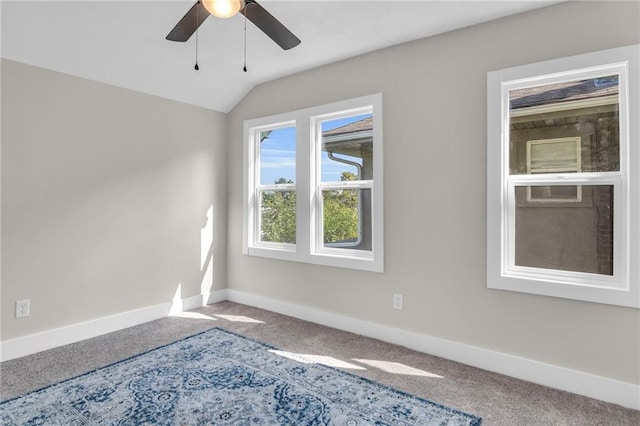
[353,359,444,378]
[169,311,218,321]
[214,314,266,323]
[270,350,367,370]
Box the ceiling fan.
[166,0,301,50]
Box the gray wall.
[2,1,638,387]
[227,1,640,384]
[1,59,228,340]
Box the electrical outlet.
[16,299,30,318]
[393,293,403,310]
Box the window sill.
[245,246,383,273]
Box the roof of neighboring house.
[510,76,619,110]
[323,117,373,137]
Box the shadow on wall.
[170,203,216,314]
[1,59,226,340]
[200,204,215,295]
[2,146,218,338]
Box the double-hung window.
[487,45,639,308]
[243,94,384,272]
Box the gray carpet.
[1,301,638,425]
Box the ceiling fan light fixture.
[202,0,245,19]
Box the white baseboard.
[225,289,640,410]
[0,290,227,363]
[2,288,637,410]
[171,290,228,314]
[206,289,229,305]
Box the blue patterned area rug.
[0,328,481,425]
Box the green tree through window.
[323,172,358,244]
[261,178,296,244]
[260,172,359,244]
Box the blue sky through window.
[259,126,296,185]
[259,113,372,185]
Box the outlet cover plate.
[393,293,403,310]
[16,299,30,318]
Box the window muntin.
[243,94,383,272]
[487,45,639,308]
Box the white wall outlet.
[16,299,30,318]
[393,293,403,310]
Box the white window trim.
[487,44,639,308]
[243,94,384,272]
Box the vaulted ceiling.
[1,1,559,112]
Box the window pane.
[322,188,371,251]
[509,75,620,175]
[321,113,373,182]
[514,185,613,275]
[260,190,296,244]
[259,126,296,185]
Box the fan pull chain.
[194,1,200,70]
[243,11,248,72]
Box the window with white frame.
[243,94,384,272]
[487,45,639,308]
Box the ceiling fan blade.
[166,1,209,42]
[242,0,301,50]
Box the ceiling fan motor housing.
[202,0,245,19]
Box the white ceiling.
[1,1,559,112]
